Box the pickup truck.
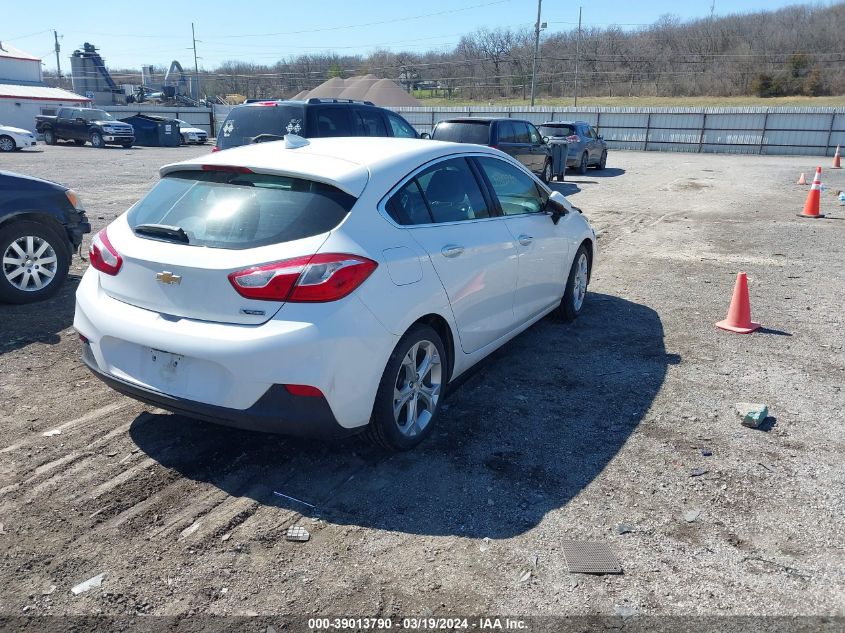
[36,107,135,148]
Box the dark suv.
[429,118,552,183]
[215,98,419,151]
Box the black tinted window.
[497,120,517,143]
[128,171,355,250]
[476,157,545,216]
[386,180,432,225]
[528,124,542,144]
[387,112,417,138]
[355,109,387,136]
[415,158,490,223]
[218,105,305,149]
[312,107,354,137]
[539,124,575,137]
[430,121,491,145]
[512,121,531,144]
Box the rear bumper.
[81,342,352,438]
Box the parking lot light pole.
[192,23,201,102]
[530,0,543,107]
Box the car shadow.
[129,292,671,538]
[589,167,626,178]
[0,274,79,355]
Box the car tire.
[368,323,447,451]
[540,159,552,184]
[578,152,588,175]
[0,135,16,152]
[0,220,70,304]
[90,132,104,149]
[555,244,590,322]
[595,150,607,170]
[44,129,57,145]
[73,139,86,146]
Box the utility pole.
[53,30,62,87]
[574,6,582,106]
[529,0,543,106]
[191,22,201,102]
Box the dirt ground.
[0,142,843,626]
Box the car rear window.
[539,124,575,138]
[431,121,491,145]
[217,105,305,149]
[127,170,355,250]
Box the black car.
[214,98,419,151]
[35,108,135,149]
[0,171,91,303]
[429,118,553,183]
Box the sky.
[2,0,836,73]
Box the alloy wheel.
[573,252,589,310]
[0,136,15,152]
[393,340,442,438]
[2,235,59,292]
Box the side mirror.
[75,117,85,123]
[420,132,431,140]
[597,134,604,140]
[547,191,569,225]
[543,136,550,144]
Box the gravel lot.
[0,143,843,624]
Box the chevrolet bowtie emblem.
[155,271,182,285]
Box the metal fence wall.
[211,104,843,156]
[393,106,844,157]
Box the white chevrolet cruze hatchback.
[75,136,596,450]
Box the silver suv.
[539,121,608,174]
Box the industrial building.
[0,41,90,133]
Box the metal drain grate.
[562,541,622,574]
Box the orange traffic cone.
[716,272,761,334]
[833,145,841,169]
[798,167,825,218]
[797,172,807,185]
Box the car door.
[510,121,538,171]
[394,157,519,354]
[475,156,569,324]
[583,124,599,162]
[527,123,548,173]
[57,109,76,139]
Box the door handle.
[441,245,464,258]
[518,234,533,246]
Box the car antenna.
[284,134,310,149]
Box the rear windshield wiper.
[250,133,285,144]
[134,223,190,243]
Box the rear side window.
[431,121,491,145]
[310,107,354,137]
[218,105,305,149]
[511,121,531,144]
[355,108,388,136]
[387,158,490,225]
[127,171,356,250]
[497,121,517,143]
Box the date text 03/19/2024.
[307,617,528,630]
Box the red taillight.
[228,253,377,303]
[201,164,251,173]
[566,134,580,143]
[211,146,221,152]
[284,384,323,397]
[89,229,122,275]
